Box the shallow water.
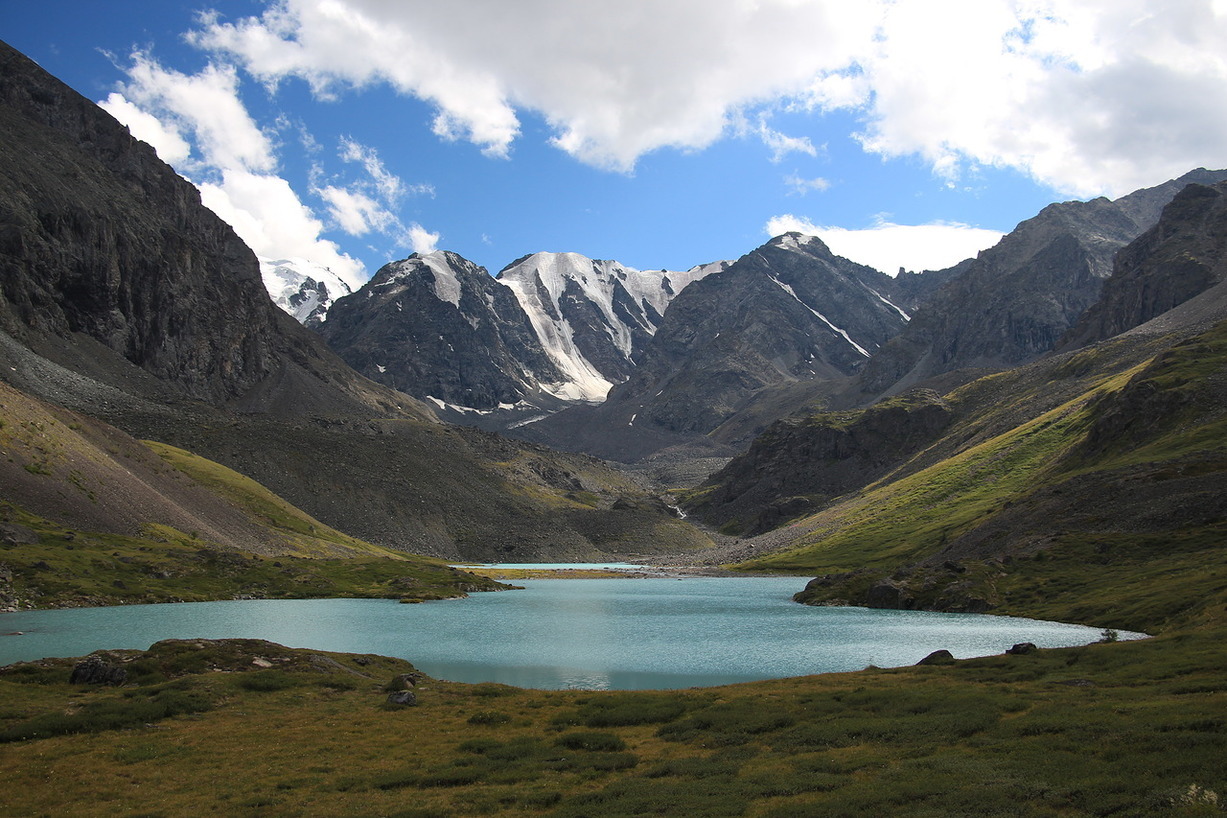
[0,577,1142,689]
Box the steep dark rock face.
[860,169,1227,395]
[687,389,952,534]
[1063,182,1227,348]
[318,251,563,412]
[0,39,410,417]
[517,234,911,460]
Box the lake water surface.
[0,577,1142,689]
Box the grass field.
[0,630,1222,816]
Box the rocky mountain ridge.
[512,233,928,461]
[0,38,710,562]
[860,168,1227,395]
[688,176,1227,627]
[317,248,725,427]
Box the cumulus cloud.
[99,52,445,289]
[785,175,832,196]
[197,170,367,289]
[808,0,1227,196]
[190,0,1226,192]
[117,55,276,174]
[765,215,1004,275]
[406,223,440,254]
[190,0,879,171]
[98,92,192,164]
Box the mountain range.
[1,34,1225,632]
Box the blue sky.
[5,1,1225,288]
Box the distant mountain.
[516,233,914,461]
[318,249,722,426]
[689,177,1227,631]
[496,253,726,400]
[260,257,353,328]
[0,38,711,563]
[318,250,568,421]
[860,168,1227,395]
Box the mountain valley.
[2,32,1226,817]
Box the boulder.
[1006,642,1038,655]
[69,655,127,685]
[916,649,955,666]
[386,691,417,707]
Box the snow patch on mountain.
[768,273,871,357]
[375,251,468,308]
[497,252,723,401]
[260,257,353,325]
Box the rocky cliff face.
[860,169,1227,395]
[517,234,913,460]
[0,39,410,417]
[1063,182,1227,348]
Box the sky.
[4,0,1226,290]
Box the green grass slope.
[739,322,1227,635]
[0,634,1222,816]
[0,381,503,608]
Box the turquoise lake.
[0,577,1143,689]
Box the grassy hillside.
[0,634,1222,816]
[0,382,504,608]
[736,322,1227,635]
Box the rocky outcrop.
[319,251,564,413]
[69,655,128,686]
[1063,182,1227,348]
[688,389,952,534]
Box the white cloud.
[191,0,880,171]
[809,0,1227,196]
[99,53,447,289]
[765,215,1004,274]
[339,137,405,202]
[316,185,395,236]
[407,223,440,254]
[189,0,1226,192]
[98,92,192,164]
[117,55,276,174]
[785,175,832,196]
[199,170,367,289]
[759,124,819,164]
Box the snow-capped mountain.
[516,233,914,460]
[260,257,354,327]
[496,253,725,402]
[317,251,563,418]
[315,249,722,426]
